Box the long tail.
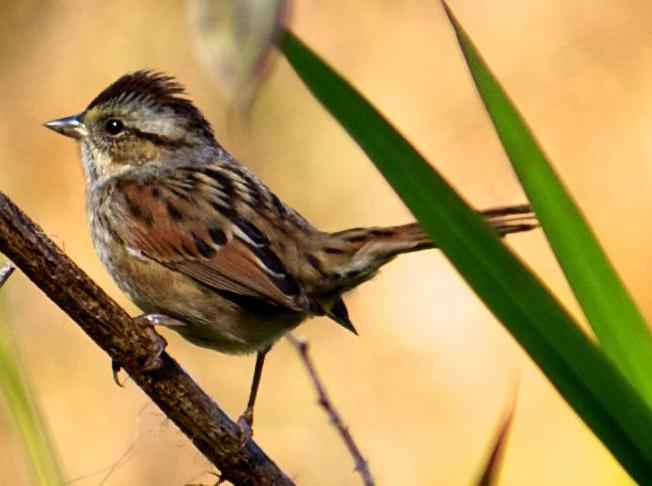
[321,203,537,295]
[330,203,537,256]
[320,204,537,333]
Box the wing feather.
[112,171,320,314]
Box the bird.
[44,70,537,438]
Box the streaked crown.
[45,71,221,181]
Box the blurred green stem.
[0,263,64,486]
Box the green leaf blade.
[279,28,652,482]
[442,2,652,403]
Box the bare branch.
[287,334,374,486]
[0,191,293,486]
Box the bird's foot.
[236,408,254,448]
[111,315,170,386]
[139,324,168,371]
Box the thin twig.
[0,262,15,288]
[287,334,374,486]
[0,191,293,486]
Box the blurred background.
[0,0,650,484]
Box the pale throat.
[79,142,99,184]
[79,141,138,186]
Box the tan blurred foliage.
[0,0,649,484]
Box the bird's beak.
[43,113,88,140]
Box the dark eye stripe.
[128,127,191,148]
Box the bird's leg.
[112,313,177,386]
[237,346,271,444]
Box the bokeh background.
[0,0,650,484]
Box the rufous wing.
[111,174,321,315]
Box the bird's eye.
[105,119,124,136]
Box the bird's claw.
[111,318,167,385]
[112,360,125,387]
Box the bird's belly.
[91,235,305,354]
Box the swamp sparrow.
[44,71,536,434]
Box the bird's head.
[44,70,219,183]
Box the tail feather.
[320,204,537,330]
[331,204,537,257]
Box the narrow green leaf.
[0,265,64,486]
[441,2,652,404]
[279,29,652,482]
[0,349,64,486]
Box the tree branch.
[287,335,374,486]
[0,191,294,486]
